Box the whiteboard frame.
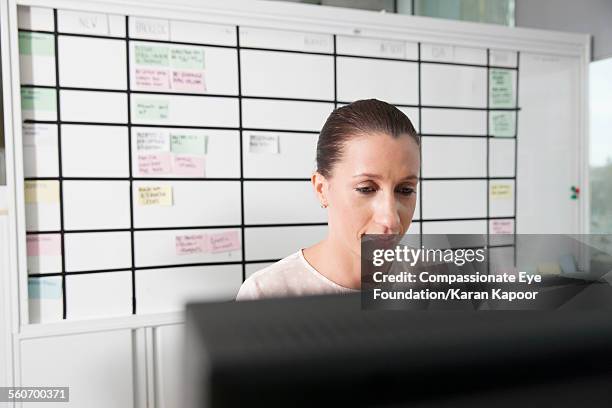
[1,0,590,338]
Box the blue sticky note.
[28,277,62,299]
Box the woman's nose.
[374,193,402,234]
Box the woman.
[236,99,420,300]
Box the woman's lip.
[361,234,398,242]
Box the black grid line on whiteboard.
[51,10,67,319]
[417,42,423,245]
[125,16,137,314]
[20,10,519,320]
[236,26,246,283]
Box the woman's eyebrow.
[353,173,418,181]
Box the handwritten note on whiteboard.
[28,277,62,299]
[136,129,170,151]
[490,219,513,234]
[170,133,207,155]
[22,123,56,147]
[135,44,169,66]
[209,230,241,253]
[172,155,205,177]
[27,234,62,256]
[18,32,54,56]
[132,17,170,41]
[249,134,279,154]
[24,180,60,204]
[171,47,205,70]
[21,88,56,112]
[490,183,513,199]
[175,234,209,255]
[138,186,173,206]
[134,98,169,120]
[138,152,172,175]
[490,111,515,137]
[60,10,111,35]
[133,43,207,93]
[135,68,170,91]
[489,69,514,108]
[171,70,206,92]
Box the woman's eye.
[397,187,415,196]
[355,186,376,194]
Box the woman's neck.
[304,237,361,290]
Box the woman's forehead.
[337,133,420,175]
[343,133,419,160]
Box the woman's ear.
[311,171,328,208]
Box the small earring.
[320,202,327,208]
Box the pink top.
[235,248,359,301]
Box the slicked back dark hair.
[316,99,419,178]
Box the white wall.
[0,186,12,388]
[516,0,612,61]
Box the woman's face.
[317,132,420,258]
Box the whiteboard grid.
[21,9,519,320]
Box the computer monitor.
[184,292,612,408]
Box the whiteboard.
[6,1,588,325]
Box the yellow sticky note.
[490,183,513,199]
[138,186,173,206]
[536,262,561,276]
[24,180,60,204]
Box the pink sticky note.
[27,234,61,256]
[135,68,170,91]
[172,154,205,177]
[138,152,172,175]
[208,230,240,253]
[175,234,210,255]
[490,219,514,234]
[171,70,206,93]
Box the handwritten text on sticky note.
[135,68,170,91]
[170,133,207,155]
[490,183,513,199]
[209,230,241,253]
[19,32,55,56]
[138,153,172,175]
[249,134,279,154]
[138,186,173,206]
[489,69,514,108]
[490,219,513,234]
[134,98,168,120]
[27,234,62,256]
[21,87,56,112]
[171,70,206,92]
[24,180,60,204]
[28,277,62,299]
[136,130,169,151]
[490,111,515,137]
[173,155,205,177]
[175,234,209,255]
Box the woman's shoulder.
[235,251,307,301]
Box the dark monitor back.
[184,293,612,408]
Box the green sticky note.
[28,277,62,300]
[135,44,169,67]
[21,87,57,111]
[170,133,207,155]
[19,32,55,56]
[489,69,515,108]
[171,47,205,70]
[134,98,169,120]
[490,111,516,137]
